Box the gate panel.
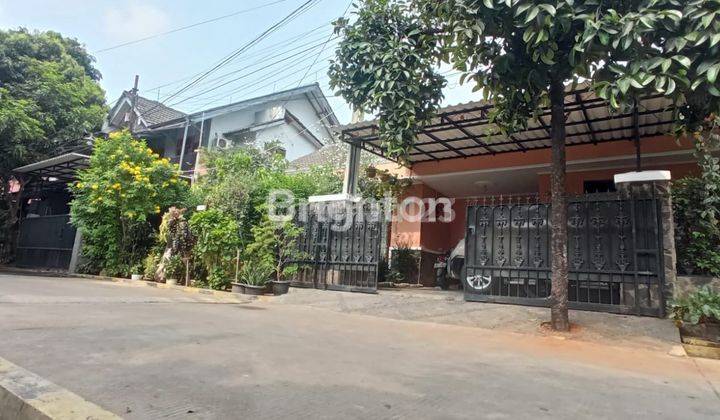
[290,202,385,293]
[15,214,76,270]
[464,189,665,316]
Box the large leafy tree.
[0,29,106,260]
[583,0,720,235]
[330,0,659,330]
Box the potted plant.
[165,255,183,286]
[365,165,377,178]
[236,262,273,296]
[130,263,144,281]
[246,218,304,296]
[671,286,720,359]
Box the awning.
[340,85,677,166]
[13,153,90,182]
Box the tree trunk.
[549,79,570,331]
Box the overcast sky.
[0,0,479,124]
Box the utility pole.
[128,75,140,132]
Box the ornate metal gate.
[464,188,666,316]
[289,202,386,293]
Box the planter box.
[679,323,720,360]
[231,283,244,294]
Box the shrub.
[143,252,161,281]
[671,286,720,325]
[239,260,274,286]
[245,217,304,282]
[673,177,720,277]
[389,240,419,283]
[69,130,188,277]
[188,209,240,289]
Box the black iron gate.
[290,202,386,293]
[464,188,666,316]
[16,214,77,270]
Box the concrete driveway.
[0,273,718,419]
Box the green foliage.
[389,241,419,283]
[165,255,184,281]
[245,217,304,282]
[70,130,188,276]
[159,207,194,259]
[239,260,274,286]
[672,286,720,325]
[673,177,720,277]
[329,0,617,159]
[188,208,240,289]
[143,252,161,281]
[193,146,341,243]
[0,28,106,177]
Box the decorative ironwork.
[569,202,585,270]
[290,204,386,293]
[464,191,666,317]
[495,206,509,267]
[590,202,607,270]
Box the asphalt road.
[0,273,718,419]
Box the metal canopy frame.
[13,153,90,183]
[340,86,677,166]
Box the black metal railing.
[464,187,665,316]
[289,202,386,293]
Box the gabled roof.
[288,142,391,173]
[107,92,186,130]
[148,83,339,130]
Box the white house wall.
[205,96,331,161]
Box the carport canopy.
[340,84,676,166]
[13,152,90,183]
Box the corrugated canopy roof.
[13,153,90,182]
[340,85,677,166]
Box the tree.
[0,29,106,261]
[329,0,646,330]
[70,131,189,276]
[582,0,720,233]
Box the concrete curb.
[0,267,256,304]
[0,356,120,420]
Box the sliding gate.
[290,202,386,293]
[464,189,666,316]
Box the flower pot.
[679,322,720,359]
[231,282,245,294]
[131,274,143,281]
[166,278,178,286]
[270,280,291,295]
[365,166,377,178]
[242,284,266,296]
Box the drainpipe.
[178,117,190,173]
[633,99,641,171]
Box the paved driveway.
[0,273,719,419]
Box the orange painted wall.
[537,162,700,195]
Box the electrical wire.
[94,0,293,53]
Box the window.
[583,179,616,193]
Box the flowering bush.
[70,130,188,276]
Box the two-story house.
[105,83,339,176]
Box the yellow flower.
[91,184,98,190]
[154,206,161,214]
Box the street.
[0,273,718,419]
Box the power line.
[140,21,334,94]
[94,0,293,53]
[141,0,321,120]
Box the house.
[105,83,339,175]
[297,84,710,317]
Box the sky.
[0,0,479,125]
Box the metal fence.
[289,202,386,293]
[464,188,665,316]
[15,214,77,270]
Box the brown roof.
[133,94,186,127]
